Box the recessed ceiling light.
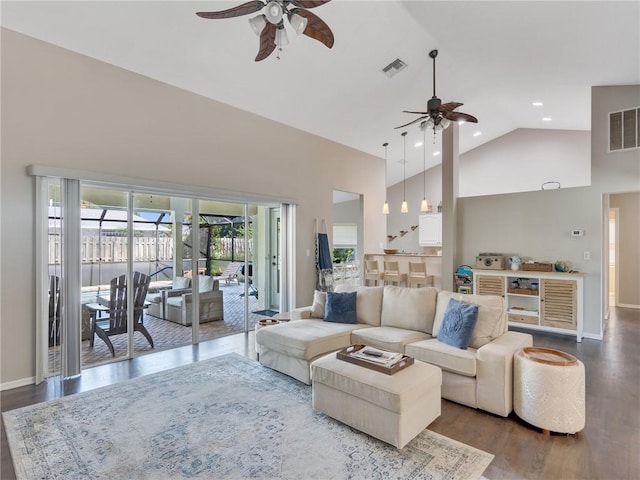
[414,141,423,147]
[542,117,552,122]
[473,131,482,137]
[532,102,543,107]
[433,151,441,156]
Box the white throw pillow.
[198,275,215,293]
[310,290,326,318]
[173,276,191,290]
[433,291,506,348]
[381,286,438,333]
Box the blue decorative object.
[438,298,479,349]
[324,291,357,324]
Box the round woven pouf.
[514,347,585,435]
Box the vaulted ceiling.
[2,1,639,186]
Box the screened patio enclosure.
[43,183,283,378]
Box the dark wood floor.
[2,307,638,479]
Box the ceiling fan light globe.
[265,1,284,24]
[441,118,451,129]
[275,27,289,47]
[248,14,267,36]
[289,13,307,35]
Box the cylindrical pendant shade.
[401,200,408,213]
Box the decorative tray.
[336,345,414,375]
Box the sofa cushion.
[198,275,215,293]
[335,285,383,326]
[173,276,191,290]
[437,298,479,349]
[405,338,477,377]
[255,320,366,360]
[146,292,162,304]
[380,286,438,333]
[310,290,326,319]
[324,292,357,324]
[351,326,431,354]
[433,291,506,349]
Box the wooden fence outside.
[48,235,252,264]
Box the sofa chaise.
[256,284,533,417]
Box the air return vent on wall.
[382,58,408,78]
[609,107,640,151]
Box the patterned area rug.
[4,354,493,479]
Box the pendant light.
[400,131,408,213]
[420,121,430,212]
[382,142,390,215]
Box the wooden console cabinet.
[472,269,584,342]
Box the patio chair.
[213,262,242,285]
[91,272,154,357]
[164,275,223,326]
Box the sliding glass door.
[39,179,289,380]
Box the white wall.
[0,29,386,386]
[386,85,639,338]
[386,129,591,254]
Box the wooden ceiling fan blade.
[255,22,277,61]
[197,1,265,19]
[289,0,332,8]
[395,116,429,129]
[291,8,334,48]
[437,102,463,114]
[446,111,478,123]
[402,110,430,115]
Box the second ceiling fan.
[396,49,478,132]
[196,1,334,61]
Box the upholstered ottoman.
[514,347,585,435]
[310,353,442,448]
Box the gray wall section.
[0,29,386,386]
[609,192,640,307]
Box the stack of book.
[349,346,404,368]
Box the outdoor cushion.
[173,276,191,290]
[198,275,215,293]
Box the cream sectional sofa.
[256,284,533,417]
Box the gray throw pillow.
[324,291,357,324]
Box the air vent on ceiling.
[382,58,408,78]
[609,107,639,151]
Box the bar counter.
[364,253,443,289]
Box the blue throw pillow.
[324,291,357,324]
[438,298,479,349]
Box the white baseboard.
[617,303,640,310]
[1,376,35,392]
[583,332,604,341]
